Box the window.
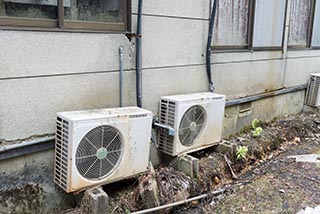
[212,0,250,49]
[288,0,313,47]
[311,0,320,48]
[0,0,130,32]
[251,0,286,49]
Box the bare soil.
[177,112,320,214]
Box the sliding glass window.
[0,0,130,32]
[212,0,250,50]
[288,0,313,48]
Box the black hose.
[206,0,217,92]
[136,0,143,107]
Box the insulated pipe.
[131,188,225,214]
[119,46,124,107]
[136,0,143,107]
[206,0,217,92]
[0,136,55,153]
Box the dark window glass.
[0,0,57,19]
[288,0,312,47]
[64,0,124,23]
[212,0,249,47]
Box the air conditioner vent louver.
[306,74,320,107]
[179,106,206,147]
[158,93,225,156]
[159,100,175,127]
[158,100,176,154]
[76,125,123,180]
[54,117,69,191]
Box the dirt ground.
[208,140,320,213]
[176,113,320,214]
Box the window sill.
[0,26,130,34]
[211,49,251,54]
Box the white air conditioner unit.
[158,92,225,156]
[54,107,153,193]
[306,73,320,107]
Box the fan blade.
[84,137,99,151]
[83,158,98,176]
[106,133,119,149]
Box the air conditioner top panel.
[57,107,152,121]
[161,92,225,102]
[310,73,320,77]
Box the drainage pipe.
[225,84,307,107]
[131,188,225,214]
[119,46,124,107]
[0,136,55,153]
[206,0,217,92]
[136,0,143,107]
[0,136,55,160]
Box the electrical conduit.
[136,0,143,107]
[206,0,217,92]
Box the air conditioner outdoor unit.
[306,73,320,107]
[158,92,225,156]
[54,107,153,193]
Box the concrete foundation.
[0,150,75,214]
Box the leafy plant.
[251,119,263,137]
[252,127,263,137]
[236,146,248,161]
[251,118,260,129]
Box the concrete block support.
[173,155,199,179]
[138,162,161,209]
[81,187,109,214]
[214,141,237,161]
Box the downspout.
[206,0,217,92]
[282,0,292,87]
[136,0,143,107]
[119,46,124,107]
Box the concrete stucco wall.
[1,0,320,141]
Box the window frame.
[211,0,253,51]
[212,0,320,52]
[309,0,320,49]
[0,0,131,33]
[287,0,316,50]
[249,0,287,50]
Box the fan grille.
[178,106,206,147]
[76,125,123,180]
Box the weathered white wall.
[0,0,320,141]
